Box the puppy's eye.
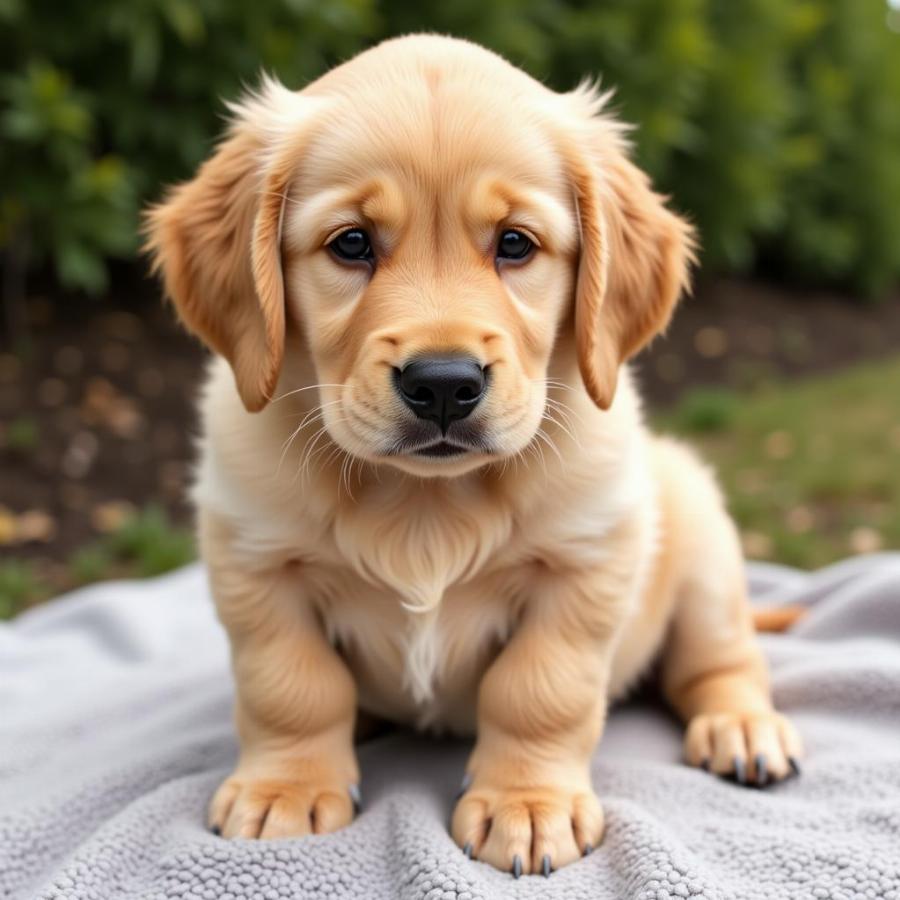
[329,228,373,262]
[496,229,534,261]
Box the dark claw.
[210,825,221,836]
[512,854,523,879]
[542,854,552,877]
[463,842,473,859]
[457,772,472,800]
[348,783,362,812]
[700,757,711,772]
[583,843,593,857]
[754,753,768,787]
[789,756,802,777]
[733,756,747,785]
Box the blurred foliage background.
[3,0,900,303]
[2,1,900,615]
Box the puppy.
[146,34,802,876]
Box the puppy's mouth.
[385,421,493,460]
[413,440,470,458]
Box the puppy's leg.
[656,443,803,786]
[452,556,640,875]
[203,515,358,839]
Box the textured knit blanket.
[2,554,899,900]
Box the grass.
[0,560,48,619]
[0,505,194,620]
[660,355,900,569]
[102,505,194,578]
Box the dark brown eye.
[330,228,373,262]
[497,229,534,261]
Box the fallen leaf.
[0,506,17,545]
[91,500,136,533]
[694,326,728,359]
[785,506,815,534]
[763,430,795,460]
[107,398,144,440]
[849,527,883,555]
[741,530,773,559]
[17,510,56,543]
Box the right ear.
[558,84,696,411]
[144,78,309,412]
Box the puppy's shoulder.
[192,359,313,543]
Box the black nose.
[396,355,486,433]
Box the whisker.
[544,396,583,426]
[540,378,579,393]
[542,410,580,448]
[543,401,575,426]
[269,383,347,404]
[276,400,341,478]
[294,426,331,486]
[529,431,548,478]
[340,451,357,502]
[535,427,563,467]
[296,419,349,485]
[322,442,348,472]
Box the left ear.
[560,90,697,410]
[144,77,312,413]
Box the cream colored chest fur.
[195,362,664,735]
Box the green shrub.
[0,0,376,297]
[774,2,900,295]
[2,0,899,299]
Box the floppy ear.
[562,92,697,410]
[144,79,306,412]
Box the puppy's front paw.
[209,769,357,839]
[685,710,803,786]
[452,782,604,876]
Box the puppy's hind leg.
[653,439,803,786]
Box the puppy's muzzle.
[394,355,486,435]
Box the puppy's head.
[146,36,695,478]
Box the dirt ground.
[2,272,900,572]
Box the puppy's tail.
[752,605,807,633]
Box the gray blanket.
[2,554,899,899]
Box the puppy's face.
[147,36,694,479]
[282,84,577,477]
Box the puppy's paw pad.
[209,774,355,839]
[451,784,604,874]
[685,710,803,786]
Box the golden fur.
[146,35,802,874]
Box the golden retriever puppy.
[146,34,802,877]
